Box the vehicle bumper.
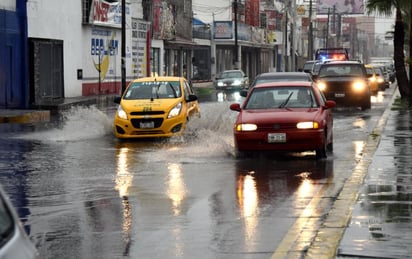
[323,91,370,106]
[113,115,186,139]
[234,129,325,152]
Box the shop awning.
[193,17,207,26]
[165,36,199,48]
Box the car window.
[221,71,242,78]
[374,68,383,76]
[252,75,311,87]
[0,195,14,248]
[183,80,195,99]
[319,64,364,77]
[245,87,318,109]
[303,63,314,71]
[123,81,182,100]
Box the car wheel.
[361,98,371,110]
[316,134,327,160]
[327,131,333,152]
[327,141,333,152]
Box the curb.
[0,110,50,124]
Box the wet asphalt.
[0,83,411,258]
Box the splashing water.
[137,102,239,162]
[18,105,114,142]
[14,102,240,159]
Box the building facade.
[1,0,384,109]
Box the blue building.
[0,0,29,109]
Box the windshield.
[318,64,364,78]
[220,71,243,79]
[123,81,181,100]
[245,87,318,109]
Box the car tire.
[316,134,327,160]
[361,97,371,110]
[327,134,333,152]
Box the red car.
[230,81,336,159]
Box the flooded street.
[0,88,407,258]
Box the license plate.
[140,121,154,128]
[268,133,286,143]
[335,93,345,97]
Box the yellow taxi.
[113,76,200,139]
[365,64,382,95]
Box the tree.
[366,0,411,101]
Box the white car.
[0,185,38,259]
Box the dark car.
[214,70,249,90]
[313,61,371,110]
[249,72,312,89]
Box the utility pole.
[326,8,330,48]
[284,6,288,71]
[121,0,126,94]
[233,0,239,69]
[308,0,313,60]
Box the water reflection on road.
[0,89,395,258]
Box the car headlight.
[297,121,319,129]
[235,123,257,131]
[232,80,242,86]
[352,81,367,92]
[318,82,327,91]
[377,77,384,83]
[168,102,182,118]
[116,105,128,120]
[217,81,224,86]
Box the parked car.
[0,185,38,259]
[214,70,249,90]
[230,81,336,159]
[313,61,371,110]
[364,64,381,95]
[113,76,200,139]
[249,72,312,89]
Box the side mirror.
[186,94,198,102]
[240,89,248,97]
[230,103,241,112]
[324,100,336,109]
[114,96,122,104]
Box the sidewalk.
[336,87,412,258]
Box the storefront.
[213,21,274,81]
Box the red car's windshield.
[245,87,318,109]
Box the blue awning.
[193,17,207,26]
